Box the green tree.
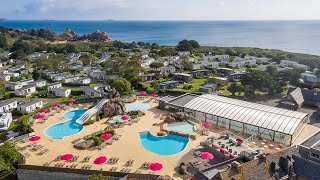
[278,69,303,85]
[177,39,199,51]
[107,78,132,95]
[79,53,97,66]
[266,65,278,76]
[0,34,9,49]
[149,62,163,69]
[227,82,240,96]
[0,142,22,178]
[180,56,193,71]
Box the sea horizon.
[1,20,320,56]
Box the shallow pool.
[44,110,86,139]
[139,132,189,156]
[125,102,152,112]
[167,122,196,135]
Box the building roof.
[288,88,304,106]
[167,94,198,107]
[288,87,320,102]
[300,131,320,150]
[201,83,217,88]
[48,82,62,86]
[0,100,16,107]
[18,100,41,107]
[183,94,308,135]
[160,80,179,85]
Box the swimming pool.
[44,110,86,139]
[125,102,151,112]
[167,122,196,135]
[139,132,189,156]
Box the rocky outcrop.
[63,28,77,39]
[79,30,111,42]
[164,112,190,124]
[103,98,126,117]
[121,95,137,103]
[74,140,95,150]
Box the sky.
[1,0,320,20]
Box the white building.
[207,62,220,69]
[229,57,246,68]
[77,77,91,84]
[5,72,20,78]
[245,59,257,66]
[48,88,71,97]
[47,82,62,90]
[257,65,268,72]
[80,85,110,98]
[141,57,155,68]
[5,82,23,91]
[32,79,47,88]
[301,72,319,84]
[192,63,202,70]
[0,113,12,131]
[280,60,310,71]
[63,76,80,83]
[160,66,176,74]
[215,55,230,61]
[178,51,191,56]
[202,55,216,61]
[17,100,43,114]
[15,84,37,97]
[0,75,10,81]
[0,100,17,113]
[19,79,34,86]
[256,57,269,64]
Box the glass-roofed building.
[159,94,308,145]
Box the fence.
[18,164,161,180]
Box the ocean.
[0,20,320,55]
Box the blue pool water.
[139,132,189,156]
[167,122,196,135]
[45,110,86,139]
[125,102,151,112]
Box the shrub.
[91,136,104,146]
[11,110,24,116]
[83,119,95,126]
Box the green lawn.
[177,78,207,93]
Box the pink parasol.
[67,99,76,103]
[139,91,147,95]
[36,115,46,119]
[100,133,113,140]
[94,156,107,165]
[212,144,220,149]
[40,109,49,113]
[121,115,130,121]
[60,154,74,161]
[229,154,236,159]
[29,136,41,142]
[200,152,214,160]
[52,103,60,107]
[220,148,228,154]
[202,122,212,128]
[150,93,158,97]
[149,163,163,171]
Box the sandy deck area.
[18,100,209,179]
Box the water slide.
[75,98,109,125]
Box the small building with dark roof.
[192,69,211,78]
[287,87,320,108]
[228,72,246,82]
[173,73,193,83]
[159,80,179,90]
[217,68,234,76]
[199,83,217,93]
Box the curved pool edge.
[44,109,87,140]
[139,131,190,157]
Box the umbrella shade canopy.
[29,136,41,142]
[200,152,214,160]
[40,109,49,113]
[229,154,236,159]
[121,115,130,121]
[36,115,46,119]
[202,122,212,128]
[100,133,113,140]
[139,91,147,95]
[52,103,60,107]
[212,144,220,149]
[149,163,163,171]
[67,99,76,103]
[150,93,158,97]
[94,156,107,164]
[220,148,228,154]
[60,154,74,161]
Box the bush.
[71,89,84,96]
[3,92,15,99]
[183,85,193,89]
[11,110,24,116]
[91,136,104,146]
[83,119,95,126]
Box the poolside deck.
[16,100,212,179]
